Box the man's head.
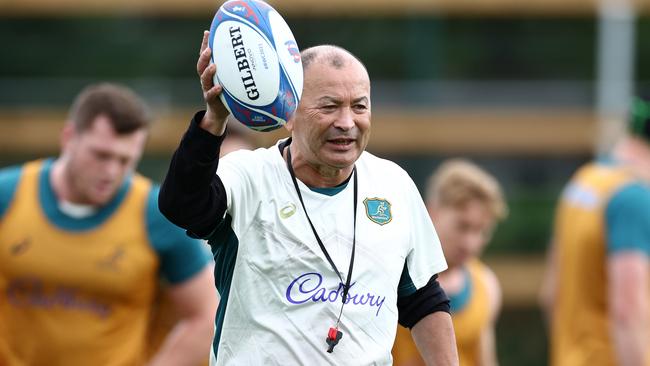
[426,159,508,269]
[59,83,151,206]
[613,96,650,181]
[285,45,371,174]
[628,96,650,143]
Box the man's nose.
[104,158,123,178]
[334,107,355,130]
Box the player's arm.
[147,188,217,365]
[606,183,650,366]
[609,252,649,366]
[478,266,501,366]
[147,266,217,366]
[399,176,458,365]
[538,238,558,329]
[158,109,228,238]
[411,296,458,366]
[158,31,231,238]
[398,275,459,366]
[411,310,458,366]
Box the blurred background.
[1,0,646,364]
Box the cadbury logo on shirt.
[6,277,111,318]
[285,272,386,316]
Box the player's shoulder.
[607,181,650,215]
[220,143,282,169]
[0,163,24,186]
[358,152,422,201]
[145,183,166,224]
[612,180,650,197]
[475,260,500,292]
[145,183,202,246]
[218,140,289,185]
[482,265,502,318]
[132,171,153,184]
[146,183,183,234]
[358,151,411,180]
[0,163,27,219]
[468,259,502,317]
[575,159,636,187]
[221,145,264,160]
[145,184,211,282]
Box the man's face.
[430,200,496,269]
[62,115,147,206]
[287,57,371,170]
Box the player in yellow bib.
[145,118,255,366]
[540,97,650,366]
[0,83,217,366]
[393,159,507,366]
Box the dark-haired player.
[540,97,650,366]
[0,83,216,366]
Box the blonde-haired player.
[393,159,508,366]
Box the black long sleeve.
[158,110,229,238]
[397,274,450,329]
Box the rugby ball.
[209,0,303,132]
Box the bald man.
[159,34,458,366]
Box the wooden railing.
[0,108,596,155]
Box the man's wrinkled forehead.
[301,45,368,75]
[301,48,369,94]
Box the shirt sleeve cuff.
[182,110,228,163]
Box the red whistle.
[328,327,338,340]
[326,327,343,353]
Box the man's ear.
[284,114,295,133]
[60,123,76,152]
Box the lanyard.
[285,145,357,352]
[285,145,358,306]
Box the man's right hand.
[197,30,229,136]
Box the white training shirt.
[210,140,447,366]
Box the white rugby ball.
[209,0,303,132]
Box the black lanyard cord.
[285,145,357,308]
